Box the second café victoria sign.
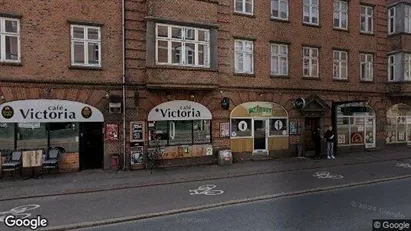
[148,100,212,121]
[0,99,104,123]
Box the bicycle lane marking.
[312,171,344,180]
[0,204,41,222]
[189,184,224,196]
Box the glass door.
[253,119,267,150]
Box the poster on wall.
[351,132,363,144]
[105,123,119,141]
[338,134,346,144]
[289,121,298,135]
[130,121,144,142]
[220,123,230,137]
[398,132,405,141]
[130,146,144,165]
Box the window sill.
[333,78,349,82]
[233,12,256,18]
[270,75,289,79]
[360,80,374,83]
[0,62,22,67]
[233,73,255,77]
[270,18,290,23]
[148,65,218,72]
[302,23,321,28]
[69,65,103,71]
[360,32,375,36]
[302,76,320,80]
[333,27,349,33]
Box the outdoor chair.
[42,148,61,174]
[1,151,23,180]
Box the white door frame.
[364,116,376,148]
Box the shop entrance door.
[80,122,104,170]
[305,117,320,151]
[253,119,267,151]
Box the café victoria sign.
[0,99,104,123]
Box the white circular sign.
[231,131,237,137]
[282,130,287,136]
[238,121,248,131]
[274,120,283,130]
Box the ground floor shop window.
[0,123,14,150]
[386,104,411,143]
[149,120,211,147]
[230,119,252,137]
[336,103,376,147]
[269,118,288,136]
[2,122,79,152]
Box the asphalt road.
[75,177,411,231]
[1,159,411,230]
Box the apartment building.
[1,0,409,171]
[0,1,124,171]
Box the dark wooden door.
[305,118,320,151]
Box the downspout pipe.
[122,0,127,170]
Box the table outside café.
[22,150,43,180]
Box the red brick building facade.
[1,0,410,171]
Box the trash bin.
[218,150,232,166]
[111,154,120,171]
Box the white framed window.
[360,5,373,34]
[303,0,319,25]
[155,24,210,67]
[360,53,373,81]
[271,44,288,76]
[235,0,253,15]
[405,6,411,33]
[271,0,288,20]
[388,55,395,81]
[0,17,20,62]
[234,40,254,74]
[405,54,411,81]
[333,50,348,80]
[388,7,396,35]
[303,47,319,77]
[333,1,348,30]
[71,25,101,67]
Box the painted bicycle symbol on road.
[313,171,344,180]
[0,204,40,222]
[189,184,224,196]
[396,162,411,168]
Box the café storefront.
[230,102,289,158]
[0,99,105,171]
[147,100,213,165]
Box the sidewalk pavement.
[0,147,410,201]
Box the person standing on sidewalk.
[324,126,336,159]
[312,126,322,160]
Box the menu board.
[130,121,144,142]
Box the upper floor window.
[405,54,411,81]
[71,25,101,67]
[271,0,288,20]
[360,53,373,81]
[271,44,288,76]
[235,0,253,15]
[303,47,319,78]
[405,6,411,33]
[388,55,395,82]
[234,40,253,74]
[155,24,210,67]
[333,50,348,80]
[333,1,348,30]
[0,17,20,62]
[360,5,373,34]
[303,0,319,25]
[388,7,396,35]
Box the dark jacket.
[324,130,335,142]
[312,129,321,144]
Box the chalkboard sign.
[130,121,144,142]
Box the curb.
[0,156,410,202]
[39,174,411,231]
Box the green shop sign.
[248,105,272,115]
